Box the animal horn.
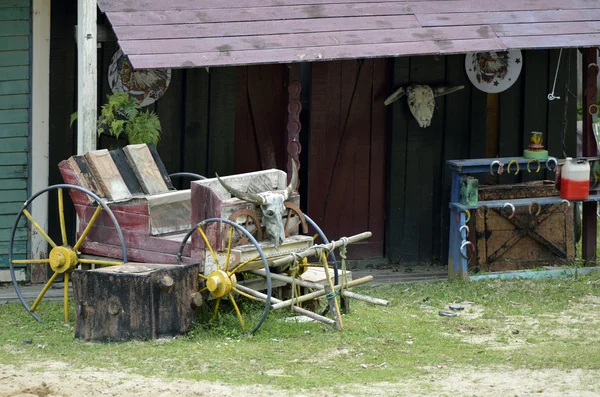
[216,173,265,205]
[384,87,406,106]
[433,85,465,97]
[283,159,298,200]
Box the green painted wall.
[0,0,30,270]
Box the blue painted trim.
[469,266,600,281]
[447,156,556,173]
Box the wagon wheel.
[283,202,309,237]
[227,209,265,247]
[9,184,127,323]
[177,218,271,335]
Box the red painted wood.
[58,161,96,205]
[106,4,413,26]
[113,15,420,40]
[75,204,150,233]
[418,10,600,27]
[410,0,600,14]
[493,21,600,37]
[308,59,387,259]
[79,240,198,265]
[99,0,411,12]
[119,26,496,55]
[128,38,505,69]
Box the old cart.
[9,144,384,340]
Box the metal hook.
[460,240,475,260]
[490,160,504,175]
[560,199,570,214]
[590,104,599,116]
[527,159,541,173]
[455,209,471,223]
[459,225,470,239]
[503,202,516,219]
[507,159,520,175]
[546,157,558,173]
[528,201,541,217]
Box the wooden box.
[72,263,200,342]
[469,181,575,272]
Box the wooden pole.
[77,0,97,155]
[582,47,599,263]
[235,284,335,326]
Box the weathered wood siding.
[0,0,30,276]
[387,50,578,264]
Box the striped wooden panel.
[418,9,600,26]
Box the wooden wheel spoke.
[198,226,220,270]
[212,297,221,322]
[228,255,260,276]
[73,205,102,251]
[11,259,50,265]
[199,287,208,293]
[228,293,246,333]
[78,259,122,266]
[288,223,300,235]
[63,272,70,324]
[198,273,208,280]
[58,188,68,246]
[23,209,57,248]
[30,272,60,312]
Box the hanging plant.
[70,92,162,145]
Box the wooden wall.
[387,50,578,264]
[0,0,30,278]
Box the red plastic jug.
[560,157,590,201]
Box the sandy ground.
[1,362,599,397]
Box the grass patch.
[1,271,600,393]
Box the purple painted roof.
[97,0,600,69]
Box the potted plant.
[71,92,162,149]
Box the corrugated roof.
[97,0,600,69]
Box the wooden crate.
[72,263,200,342]
[468,181,575,272]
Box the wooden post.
[76,0,97,155]
[582,48,599,263]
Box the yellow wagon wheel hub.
[206,270,237,298]
[49,246,78,274]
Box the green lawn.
[1,271,600,394]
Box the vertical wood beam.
[582,47,599,262]
[76,0,97,154]
[30,0,51,283]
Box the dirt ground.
[1,361,599,397]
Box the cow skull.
[216,160,298,249]
[384,85,464,128]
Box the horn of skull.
[384,85,465,128]
[216,160,298,249]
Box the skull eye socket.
[266,210,275,217]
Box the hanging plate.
[108,49,171,107]
[465,50,523,94]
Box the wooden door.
[307,59,388,259]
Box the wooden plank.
[0,190,27,202]
[123,144,170,195]
[0,66,28,81]
[0,137,27,152]
[99,0,417,12]
[182,68,210,177]
[0,227,27,241]
[0,123,27,137]
[0,7,29,20]
[119,26,497,55]
[0,50,28,66]
[418,10,600,27]
[411,0,600,14]
[0,20,28,36]
[0,152,27,165]
[0,0,30,7]
[109,148,145,196]
[155,69,183,176]
[0,178,25,189]
[0,36,29,51]
[501,34,600,50]
[521,50,549,183]
[147,143,175,190]
[493,21,600,37]
[0,109,27,123]
[0,165,27,179]
[386,56,410,262]
[0,241,26,255]
[113,15,420,40]
[106,4,413,26]
[0,94,28,109]
[0,80,28,95]
[84,149,133,201]
[128,38,506,69]
[207,67,236,177]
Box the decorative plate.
[108,49,171,107]
[465,50,523,94]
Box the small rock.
[20,339,32,344]
[439,310,457,318]
[449,304,465,311]
[512,329,520,335]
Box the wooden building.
[1,0,599,282]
